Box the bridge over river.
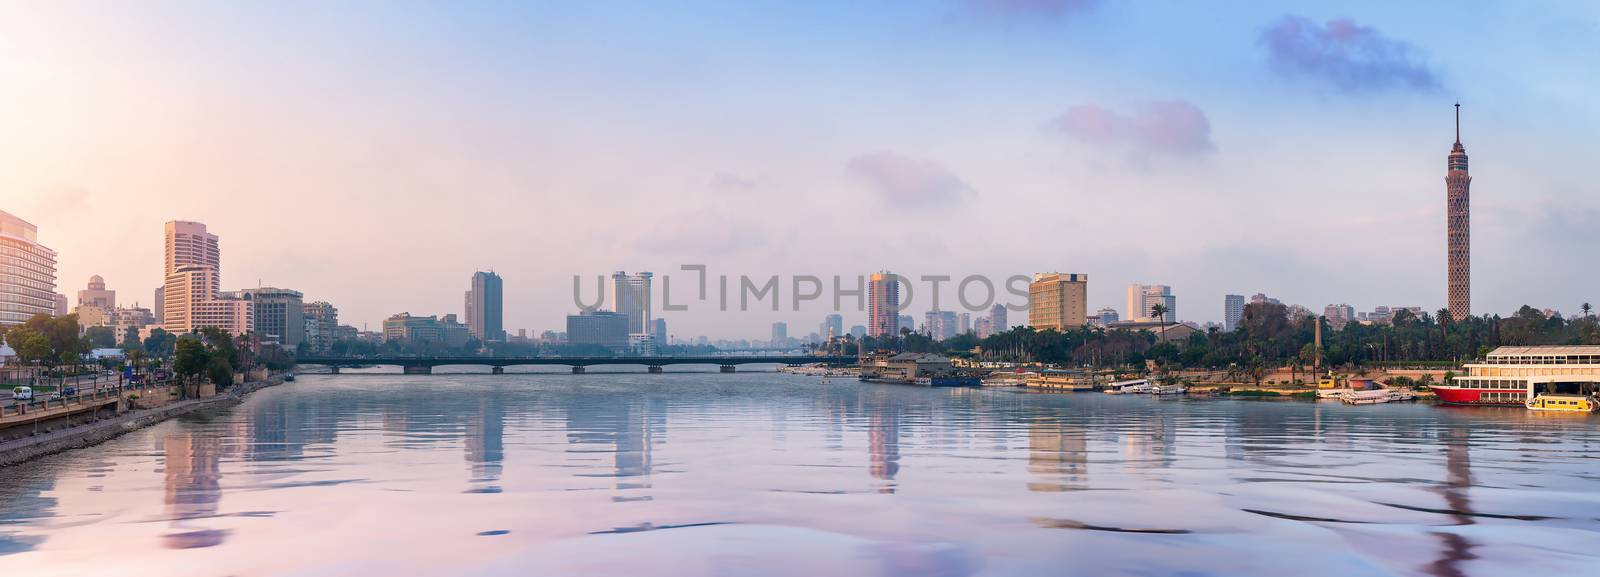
[295,355,858,374]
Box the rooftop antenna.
[1454,102,1461,144]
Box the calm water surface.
[3,372,1600,577]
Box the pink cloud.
[847,152,974,207]
[1047,100,1215,157]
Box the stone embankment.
[0,374,287,467]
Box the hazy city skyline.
[4,2,1597,338]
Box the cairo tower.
[1445,104,1471,321]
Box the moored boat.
[1026,370,1096,391]
[1340,389,1391,405]
[1150,383,1186,396]
[1525,394,1597,413]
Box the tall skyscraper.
[1446,103,1471,321]
[1027,273,1088,331]
[771,321,788,342]
[1224,294,1245,331]
[867,272,899,338]
[990,303,1007,334]
[652,317,668,344]
[957,312,971,335]
[161,221,251,335]
[612,271,653,336]
[0,210,57,326]
[469,271,505,341]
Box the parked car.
[11,386,32,400]
[62,386,77,396]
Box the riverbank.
[0,373,287,467]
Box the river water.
[2,372,1599,577]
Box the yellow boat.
[1525,394,1597,413]
[1026,370,1096,391]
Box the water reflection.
[566,398,660,490]
[866,393,901,493]
[1026,419,1087,492]
[465,398,504,492]
[1428,428,1477,577]
[0,375,1597,577]
[161,431,225,549]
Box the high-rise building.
[1096,307,1120,325]
[1324,304,1355,329]
[974,316,993,338]
[153,286,164,325]
[958,312,971,335]
[822,313,843,340]
[303,301,339,353]
[469,271,505,341]
[990,303,1007,334]
[867,272,900,338]
[1126,284,1177,323]
[53,293,68,317]
[161,221,250,335]
[78,275,115,310]
[0,210,56,326]
[612,271,653,336]
[241,287,305,347]
[1027,273,1088,331]
[567,310,630,350]
[898,315,916,336]
[771,321,788,342]
[1224,294,1245,331]
[925,310,958,340]
[652,318,668,344]
[164,221,220,298]
[1446,103,1471,321]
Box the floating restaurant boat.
[1025,370,1097,391]
[858,353,979,387]
[1525,393,1597,413]
[1429,346,1600,407]
[1149,383,1186,396]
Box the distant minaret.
[1445,103,1471,321]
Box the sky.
[2,1,1597,340]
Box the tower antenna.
[1454,102,1461,144]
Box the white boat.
[1316,389,1350,400]
[1150,383,1186,396]
[1105,379,1152,394]
[1340,389,1391,405]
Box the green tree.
[121,326,143,350]
[144,328,177,360]
[85,325,117,349]
[206,356,235,388]
[174,335,211,386]
[1150,303,1169,329]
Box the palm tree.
[1149,304,1169,342]
[1583,302,1593,318]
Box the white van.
[11,386,33,400]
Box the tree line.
[842,302,1599,370]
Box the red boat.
[1428,383,1527,406]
